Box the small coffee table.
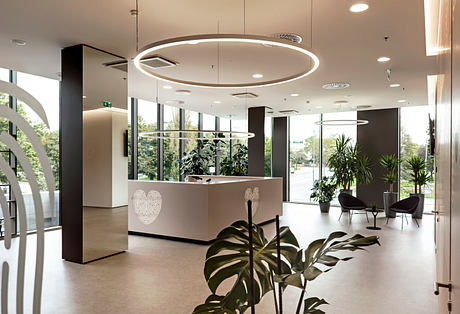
[365,207,384,230]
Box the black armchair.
[386,196,420,230]
[338,193,369,223]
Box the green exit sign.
[102,100,112,108]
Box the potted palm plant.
[406,156,432,219]
[328,135,373,211]
[380,154,401,218]
[310,176,337,213]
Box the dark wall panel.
[61,45,83,263]
[248,107,265,176]
[272,117,289,201]
[357,108,399,207]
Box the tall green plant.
[380,154,401,193]
[406,156,431,194]
[193,220,380,313]
[221,144,248,176]
[328,135,373,190]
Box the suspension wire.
[217,20,220,84]
[135,0,139,52]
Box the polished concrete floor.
[8,203,437,313]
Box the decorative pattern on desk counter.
[0,80,56,314]
[244,187,260,217]
[132,190,162,224]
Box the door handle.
[434,281,452,295]
[432,210,439,215]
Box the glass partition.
[164,105,180,181]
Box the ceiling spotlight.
[334,100,349,105]
[315,106,323,109]
[290,93,299,97]
[175,89,191,95]
[377,57,391,62]
[390,83,401,87]
[163,85,173,89]
[252,73,263,79]
[11,39,26,46]
[397,99,407,103]
[349,2,369,13]
[213,101,222,104]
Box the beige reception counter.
[128,176,283,242]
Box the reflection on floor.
[17,203,438,313]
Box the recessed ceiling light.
[252,73,263,79]
[214,101,222,104]
[315,106,323,109]
[397,99,407,103]
[390,83,401,87]
[349,2,369,13]
[175,89,191,95]
[377,57,391,62]
[163,85,172,89]
[11,39,26,46]
[165,100,184,105]
[334,100,349,105]
[290,93,299,97]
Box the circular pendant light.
[133,34,319,89]
[314,119,369,126]
[139,129,255,140]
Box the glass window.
[16,71,60,230]
[400,106,434,211]
[0,68,8,81]
[323,111,357,205]
[289,114,321,202]
[265,117,272,177]
[219,117,231,161]
[231,118,248,153]
[137,99,157,180]
[184,109,199,155]
[163,105,180,181]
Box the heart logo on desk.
[132,189,162,225]
[244,187,260,217]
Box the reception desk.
[128,176,283,242]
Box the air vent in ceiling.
[231,92,259,99]
[278,109,299,114]
[273,33,303,43]
[142,56,177,68]
[104,61,128,72]
[322,82,351,90]
[356,105,372,110]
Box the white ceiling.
[0,0,435,119]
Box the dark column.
[61,45,84,263]
[248,107,265,176]
[130,98,138,180]
[157,103,164,181]
[357,108,399,207]
[179,108,185,181]
[272,117,289,201]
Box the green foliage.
[221,144,248,176]
[264,137,271,177]
[406,156,432,194]
[181,140,214,176]
[0,94,59,190]
[327,135,372,190]
[194,220,380,314]
[380,154,400,192]
[310,176,336,203]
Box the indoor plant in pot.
[380,154,401,218]
[406,156,432,219]
[310,176,337,213]
[328,135,373,211]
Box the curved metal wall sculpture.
[0,80,55,314]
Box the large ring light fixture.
[133,34,320,89]
[315,119,369,126]
[139,129,255,140]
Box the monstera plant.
[193,220,380,313]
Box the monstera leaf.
[193,220,299,313]
[303,297,328,314]
[276,231,380,314]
